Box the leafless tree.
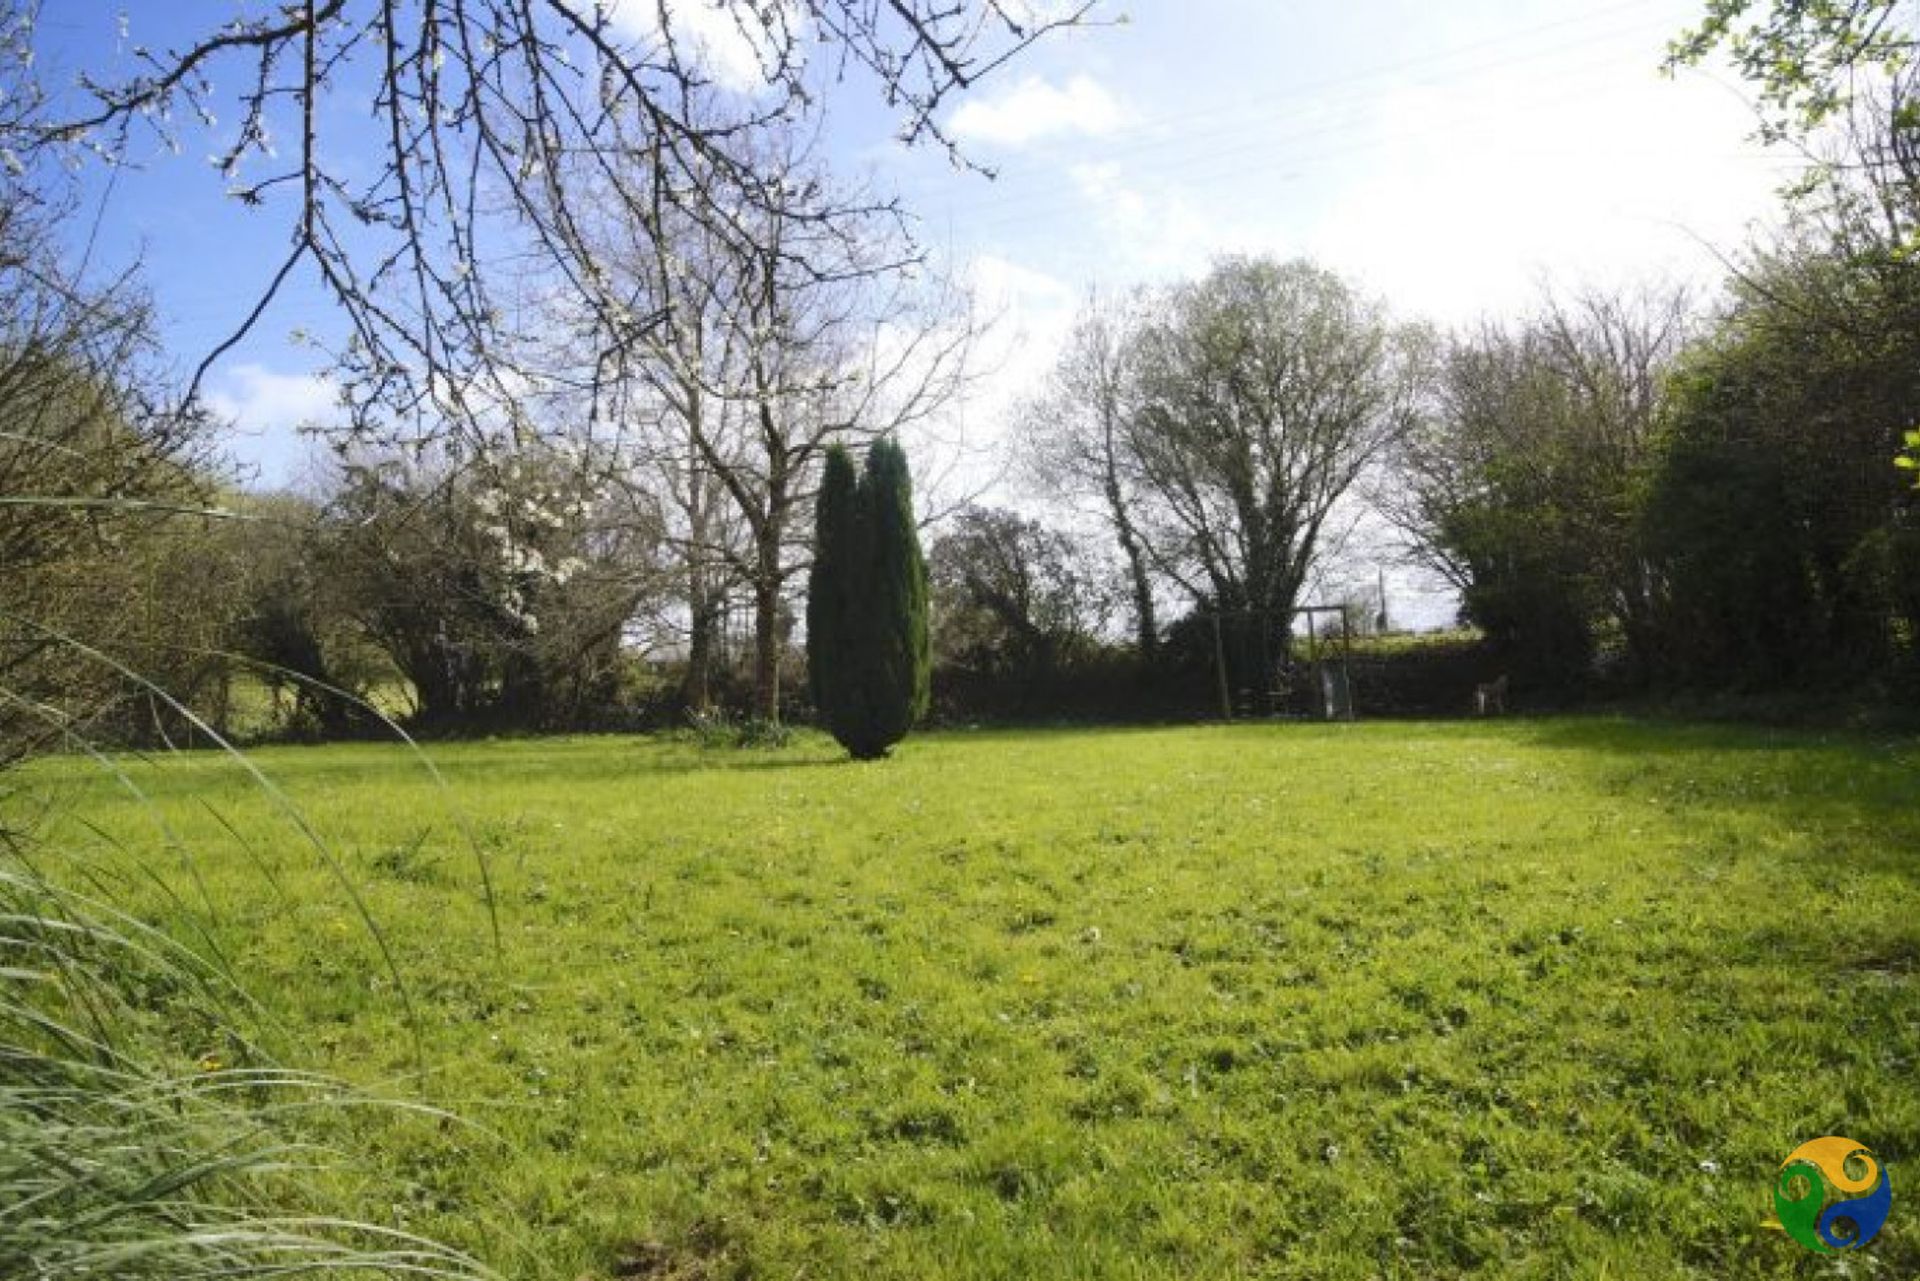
[29,1,1093,451]
[563,135,756,711]
[1021,289,1160,657]
[570,128,978,721]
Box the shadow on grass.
[411,743,857,782]
[626,750,855,775]
[1517,714,1920,882]
[1518,712,1916,754]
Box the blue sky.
[39,0,1794,516]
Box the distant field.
[20,720,1920,1279]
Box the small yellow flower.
[197,1052,224,1072]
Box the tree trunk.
[1119,521,1158,659]
[681,405,718,712]
[684,569,715,712]
[751,578,780,722]
[751,519,784,723]
[1104,472,1157,659]
[210,668,232,738]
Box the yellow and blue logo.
[1776,1137,1891,1252]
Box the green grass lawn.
[18,719,1920,1279]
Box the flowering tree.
[27,1,1093,451]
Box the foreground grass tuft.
[21,718,1920,1278]
[0,859,492,1280]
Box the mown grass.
[16,719,1920,1279]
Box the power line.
[912,22,1731,235]
[911,0,1682,190]
[953,56,1779,240]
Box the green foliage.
[1444,497,1601,683]
[25,721,1920,1278]
[1643,436,1816,683]
[929,504,1117,689]
[1900,427,1920,486]
[684,706,796,749]
[1644,242,1920,683]
[1125,256,1426,692]
[807,445,862,732]
[1667,0,1913,140]
[867,438,932,733]
[222,491,392,738]
[807,438,930,759]
[0,184,233,758]
[1396,291,1686,683]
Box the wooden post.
[1341,610,1356,721]
[1306,609,1320,719]
[1210,611,1232,721]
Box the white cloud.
[1067,162,1233,279]
[954,254,1077,480]
[993,0,1089,25]
[208,364,339,435]
[967,251,1076,316]
[1067,161,1134,214]
[966,251,1078,399]
[949,74,1126,147]
[860,253,1081,509]
[604,0,791,95]
[1300,62,1792,326]
[206,363,340,489]
[1010,56,1793,326]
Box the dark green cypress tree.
[860,436,930,747]
[806,437,929,759]
[807,446,860,730]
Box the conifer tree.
[862,437,932,745]
[806,438,929,758]
[807,446,861,733]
